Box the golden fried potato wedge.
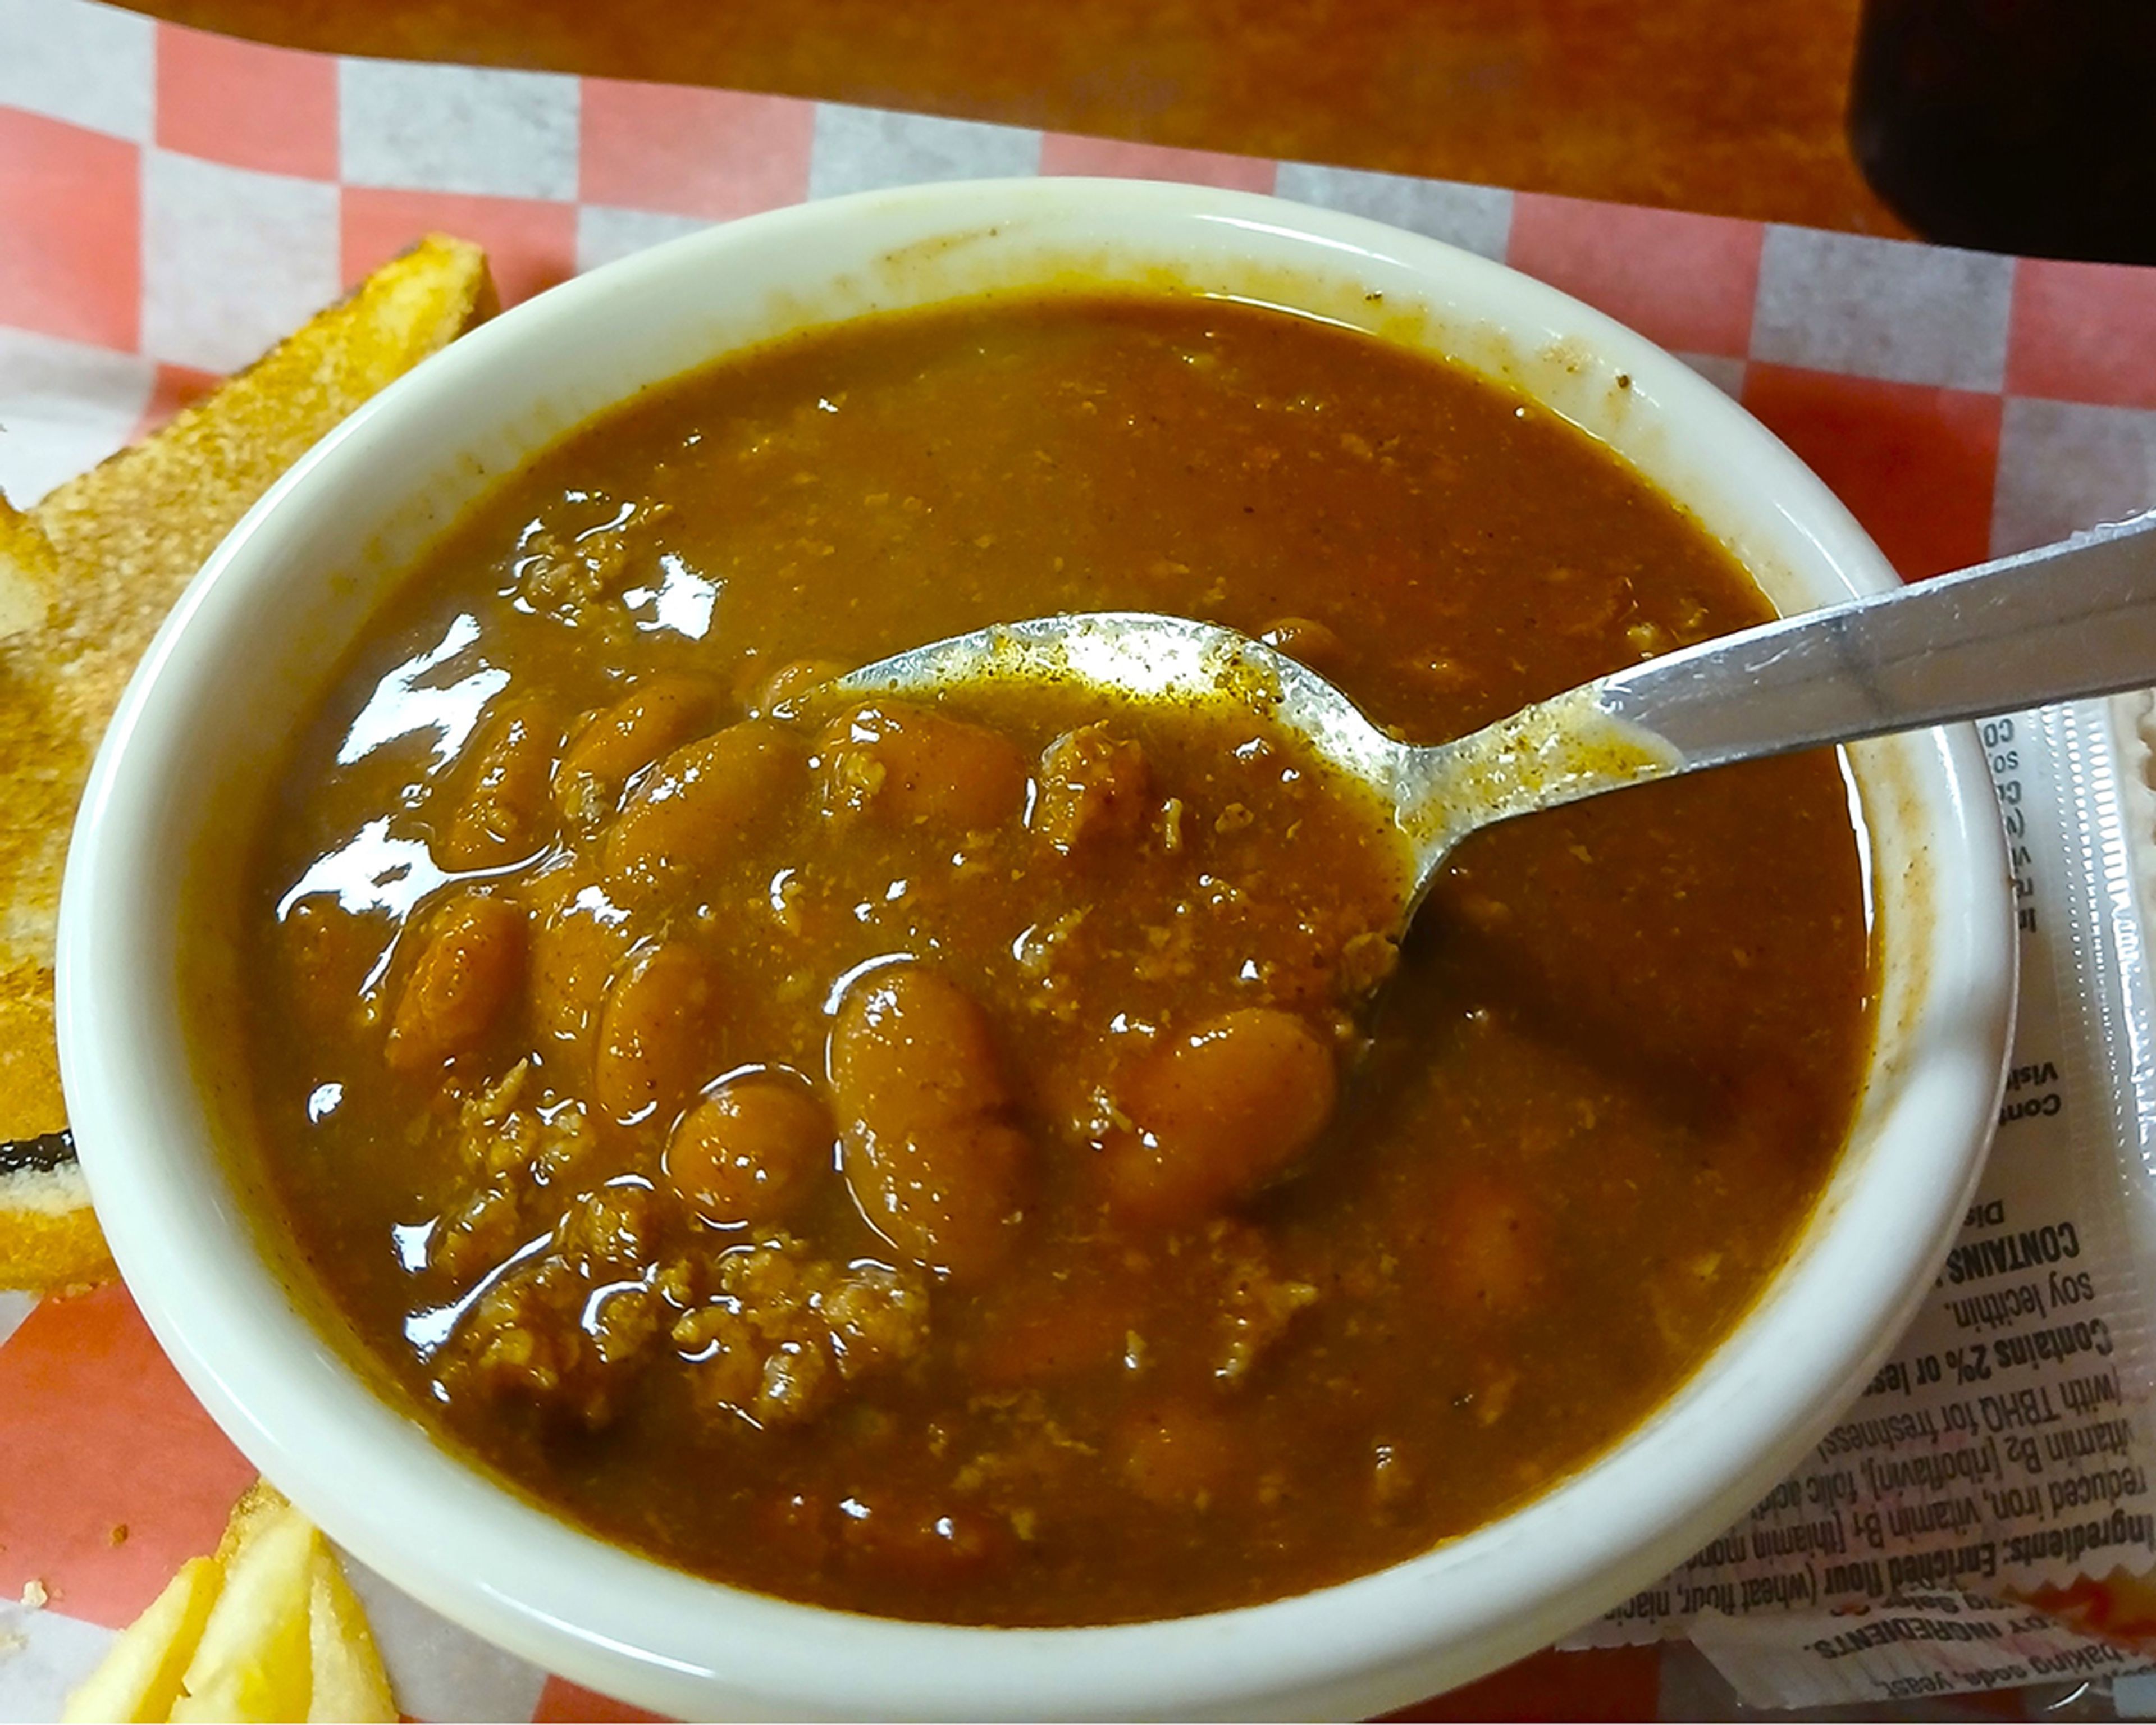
[167,1503,318,1722]
[65,1481,398,1724]
[304,1546,395,1724]
[59,1558,221,1724]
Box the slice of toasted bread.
[0,1135,109,1290]
[0,235,496,1291]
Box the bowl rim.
[56,175,2016,1720]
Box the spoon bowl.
[842,506,2156,919]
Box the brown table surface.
[115,0,1908,238]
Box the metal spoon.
[838,509,2156,918]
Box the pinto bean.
[666,1075,833,1226]
[555,674,721,820]
[829,966,1028,1279]
[749,656,848,719]
[1121,1400,1236,1509]
[603,722,797,902]
[526,869,635,1050]
[1100,1007,1337,1227]
[280,899,388,1031]
[386,893,528,1071]
[837,1495,1012,1588]
[817,701,1027,831]
[438,701,560,869]
[1431,1176,1542,1316]
[1258,615,1348,675]
[594,941,723,1126]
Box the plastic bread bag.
[1565,692,2156,1709]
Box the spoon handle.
[1594,507,2156,770]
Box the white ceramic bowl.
[58,178,2014,1719]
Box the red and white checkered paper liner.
[5,0,2156,1715]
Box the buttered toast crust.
[0,235,496,1290]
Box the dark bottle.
[1849,0,2156,264]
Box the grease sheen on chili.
[243,293,1874,1625]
